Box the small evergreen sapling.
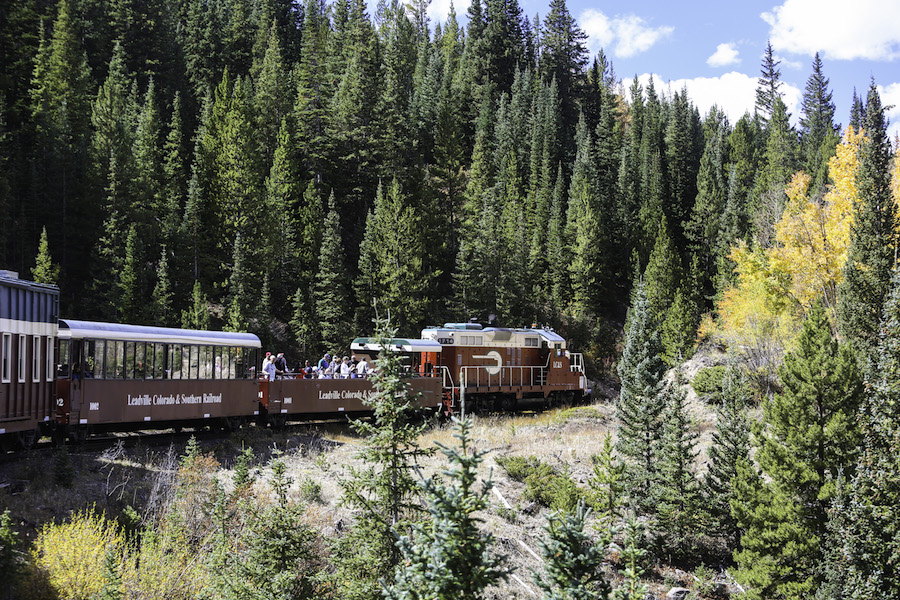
[533,502,612,600]
[384,417,507,600]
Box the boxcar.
[56,319,261,438]
[0,271,59,448]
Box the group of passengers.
[260,351,371,381]
[315,353,371,379]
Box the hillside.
[0,391,741,600]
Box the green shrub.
[496,456,584,512]
[299,476,322,503]
[691,366,729,401]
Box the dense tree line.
[1,0,865,366]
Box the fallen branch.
[510,573,537,597]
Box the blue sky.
[426,0,900,139]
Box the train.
[0,270,590,449]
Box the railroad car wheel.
[270,414,287,430]
[17,427,39,450]
[51,427,67,446]
[498,395,516,412]
[70,425,90,444]
[224,416,245,432]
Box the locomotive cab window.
[524,337,538,347]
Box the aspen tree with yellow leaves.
[707,127,862,385]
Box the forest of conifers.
[7,0,894,364]
[4,0,900,597]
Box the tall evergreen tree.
[118,223,146,324]
[755,41,782,127]
[32,226,60,285]
[704,365,751,550]
[837,80,897,360]
[566,113,605,315]
[656,382,702,558]
[799,53,839,195]
[733,301,863,598]
[335,319,435,599]
[834,269,900,599]
[615,279,667,513]
[314,192,351,353]
[539,0,587,140]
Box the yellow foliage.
[27,508,128,600]
[714,127,863,349]
[122,522,211,600]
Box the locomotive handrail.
[458,365,547,389]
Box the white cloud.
[632,72,803,126]
[774,54,803,70]
[427,0,470,27]
[762,0,900,61]
[879,82,900,141]
[707,43,740,68]
[580,9,673,59]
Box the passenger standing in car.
[263,354,276,381]
[356,355,369,378]
[340,356,352,379]
[274,353,288,378]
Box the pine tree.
[335,319,435,599]
[799,53,839,195]
[566,113,605,315]
[151,247,173,326]
[131,78,164,244]
[533,503,611,600]
[755,41,782,127]
[118,223,145,324]
[837,80,897,361]
[835,269,900,599]
[587,434,626,527]
[733,301,863,598]
[182,280,211,330]
[539,0,587,139]
[642,216,681,325]
[215,458,319,600]
[314,191,351,352]
[656,382,702,558]
[615,279,667,513]
[704,365,751,550]
[751,96,797,247]
[686,107,728,299]
[32,227,60,285]
[30,0,93,294]
[225,232,250,333]
[384,417,506,600]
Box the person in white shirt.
[356,355,369,377]
[263,354,276,382]
[339,356,352,379]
